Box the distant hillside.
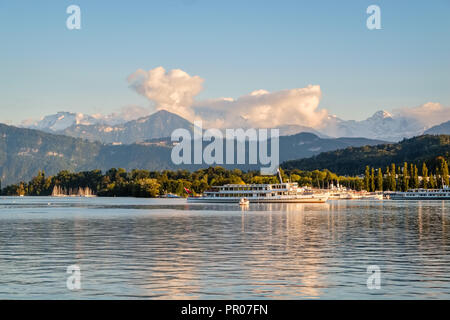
[139,132,385,165]
[0,124,175,186]
[0,124,100,186]
[0,123,387,185]
[425,121,450,135]
[277,125,329,138]
[282,135,450,175]
[278,132,385,161]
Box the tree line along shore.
[0,158,449,197]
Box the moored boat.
[390,186,450,200]
[187,182,328,203]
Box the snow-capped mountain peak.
[26,111,100,132]
[320,109,425,142]
[369,110,393,120]
[20,108,448,143]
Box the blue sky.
[0,0,449,124]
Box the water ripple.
[0,197,449,299]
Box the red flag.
[184,187,192,194]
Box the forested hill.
[0,123,385,186]
[0,124,175,186]
[0,124,99,186]
[282,135,450,175]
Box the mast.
[277,168,283,184]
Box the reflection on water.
[0,197,449,299]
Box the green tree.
[364,166,370,191]
[422,163,429,189]
[18,182,26,196]
[390,164,397,191]
[134,178,160,197]
[413,165,419,189]
[429,173,437,189]
[370,168,375,192]
[384,166,390,191]
[410,163,414,186]
[442,159,449,186]
[402,162,409,191]
[376,168,383,191]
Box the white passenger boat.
[390,186,450,200]
[187,182,328,204]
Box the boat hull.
[187,197,328,204]
[390,196,450,200]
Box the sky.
[0,0,449,126]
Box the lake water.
[0,196,449,299]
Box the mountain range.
[60,110,195,144]
[23,110,329,144]
[3,108,448,185]
[23,109,443,143]
[0,123,384,186]
[25,112,110,132]
[318,111,428,142]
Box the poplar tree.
[413,165,419,189]
[390,163,396,191]
[377,168,383,191]
[443,160,449,186]
[385,166,390,190]
[410,163,414,185]
[436,165,443,188]
[429,173,436,189]
[422,163,428,189]
[402,162,409,191]
[371,168,375,192]
[364,166,370,191]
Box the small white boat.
[160,193,182,198]
[239,198,250,206]
[361,193,384,200]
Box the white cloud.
[127,66,204,120]
[92,105,152,124]
[392,102,450,127]
[127,66,328,129]
[193,85,327,129]
[126,67,450,132]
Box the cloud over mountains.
[125,66,450,136]
[127,66,328,129]
[392,102,450,128]
[193,85,327,129]
[128,66,204,121]
[23,66,449,141]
